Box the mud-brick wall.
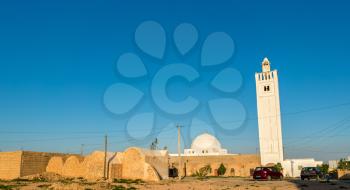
[0,151,22,180]
[20,151,68,177]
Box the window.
[264,86,270,92]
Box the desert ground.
[1,173,350,190]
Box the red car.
[253,167,283,180]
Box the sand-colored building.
[45,147,169,181]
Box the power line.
[285,147,349,154]
[1,101,350,153]
[284,115,350,146]
[1,101,350,135]
[0,123,176,144]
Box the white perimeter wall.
[282,159,323,177]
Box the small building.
[329,160,339,170]
[282,158,323,177]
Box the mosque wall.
[169,154,261,177]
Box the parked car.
[253,167,283,180]
[300,167,324,180]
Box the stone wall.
[170,154,260,177]
[0,151,70,180]
[21,151,69,177]
[0,151,22,180]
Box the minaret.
[255,57,284,165]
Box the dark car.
[253,167,283,180]
[300,167,323,180]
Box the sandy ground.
[1,175,350,190]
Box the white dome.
[191,133,222,152]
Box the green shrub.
[113,179,144,184]
[338,158,350,170]
[217,163,226,176]
[0,184,14,190]
[112,185,137,190]
[11,178,29,182]
[318,164,329,174]
[274,163,283,172]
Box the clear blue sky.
[0,0,349,161]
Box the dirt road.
[1,176,350,190]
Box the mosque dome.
[191,133,222,152]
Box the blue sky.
[0,0,350,161]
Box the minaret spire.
[262,57,271,72]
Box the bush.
[274,163,283,172]
[217,163,226,176]
[0,185,14,190]
[338,158,350,170]
[318,164,329,174]
[112,185,137,190]
[113,178,144,184]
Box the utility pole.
[80,144,84,156]
[177,125,182,180]
[103,135,108,179]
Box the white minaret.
[255,57,284,165]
